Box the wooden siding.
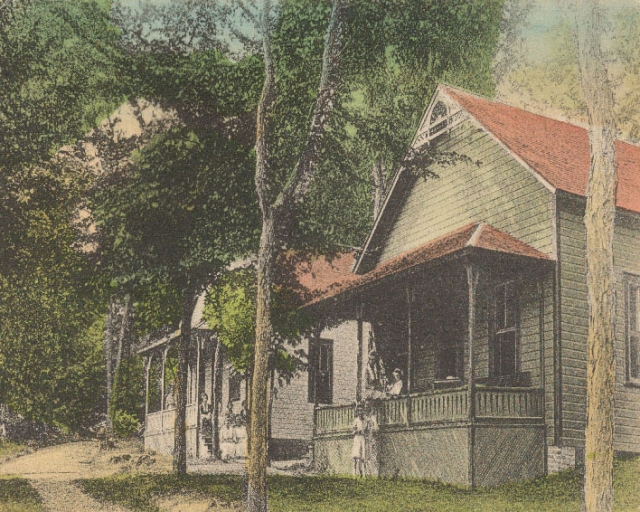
[377,122,555,265]
[271,339,315,442]
[613,214,640,452]
[558,199,640,452]
[270,321,362,441]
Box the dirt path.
[0,441,135,511]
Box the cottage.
[138,84,640,486]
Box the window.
[627,275,640,384]
[229,372,242,402]
[493,282,518,378]
[308,339,333,404]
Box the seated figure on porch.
[165,382,176,409]
[365,351,386,399]
[220,415,237,461]
[233,415,247,458]
[386,368,404,396]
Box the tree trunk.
[247,1,348,509]
[103,294,133,437]
[574,2,617,511]
[173,288,198,474]
[103,300,115,436]
[371,157,386,221]
[247,213,278,512]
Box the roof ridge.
[442,84,640,150]
[466,221,485,247]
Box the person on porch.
[386,368,404,396]
[365,350,386,399]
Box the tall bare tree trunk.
[371,157,386,221]
[247,2,348,509]
[247,214,277,511]
[174,288,198,474]
[103,300,115,436]
[574,2,617,511]
[103,294,133,437]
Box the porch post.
[161,345,168,411]
[195,332,202,459]
[144,354,153,424]
[406,280,413,426]
[466,262,480,488]
[356,297,364,402]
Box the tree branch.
[272,0,349,212]
[254,0,277,218]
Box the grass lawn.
[0,440,26,461]
[79,455,640,512]
[0,476,44,512]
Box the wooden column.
[195,333,202,459]
[406,281,413,426]
[466,262,480,488]
[356,297,364,403]
[160,346,168,411]
[406,282,413,394]
[144,354,153,424]
[538,274,548,474]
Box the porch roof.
[303,222,550,306]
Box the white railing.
[315,387,544,436]
[315,404,353,435]
[146,404,198,435]
[411,388,469,424]
[475,387,544,419]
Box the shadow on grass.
[0,475,44,512]
[78,455,640,512]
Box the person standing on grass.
[352,404,367,477]
[364,399,379,477]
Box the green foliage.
[204,268,314,381]
[110,355,144,437]
[89,124,259,335]
[111,410,140,438]
[0,161,106,431]
[0,0,126,432]
[0,0,125,168]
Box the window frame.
[491,280,520,379]
[625,274,640,386]
[228,372,242,402]
[308,338,333,405]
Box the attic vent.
[430,101,448,125]
[414,99,466,148]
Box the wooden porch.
[315,386,544,436]
[312,251,552,486]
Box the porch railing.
[315,386,544,436]
[145,404,198,435]
[315,404,353,435]
[475,387,544,419]
[411,388,469,424]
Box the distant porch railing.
[314,386,544,436]
[145,404,198,436]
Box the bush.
[112,410,140,438]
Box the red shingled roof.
[302,222,549,306]
[442,86,640,213]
